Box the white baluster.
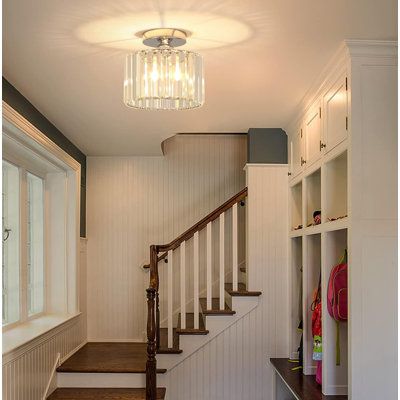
[232,203,238,291]
[219,212,225,310]
[206,222,212,310]
[180,241,186,329]
[167,249,173,348]
[194,232,199,329]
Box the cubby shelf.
[289,218,348,238]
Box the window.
[2,161,20,325]
[27,173,44,316]
[2,161,45,327]
[3,104,81,350]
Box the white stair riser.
[57,372,166,388]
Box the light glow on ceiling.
[75,11,252,51]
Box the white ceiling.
[3,0,397,156]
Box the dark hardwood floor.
[47,388,166,399]
[199,297,236,315]
[225,282,262,296]
[176,312,209,334]
[158,327,182,354]
[57,343,167,373]
[270,358,347,400]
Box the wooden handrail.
[143,187,248,269]
[145,187,247,400]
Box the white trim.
[244,163,288,170]
[2,312,82,362]
[42,353,60,400]
[2,103,82,357]
[2,102,81,171]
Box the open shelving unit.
[283,40,397,400]
[288,132,349,397]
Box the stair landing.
[48,388,166,399]
[57,343,167,374]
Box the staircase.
[49,187,262,400]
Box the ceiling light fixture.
[124,28,204,110]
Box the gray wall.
[247,128,288,164]
[2,78,87,236]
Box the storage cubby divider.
[290,182,303,230]
[302,233,321,375]
[290,237,303,360]
[321,229,348,395]
[305,169,321,227]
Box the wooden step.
[176,313,209,335]
[57,343,167,374]
[199,297,236,315]
[47,388,166,399]
[225,282,262,297]
[158,328,182,354]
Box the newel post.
[146,287,157,400]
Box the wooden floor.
[270,358,347,400]
[199,297,236,315]
[47,388,166,399]
[225,282,262,296]
[57,343,167,373]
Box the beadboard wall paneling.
[163,164,289,400]
[2,238,87,400]
[86,134,247,341]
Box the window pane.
[2,161,20,325]
[27,173,44,316]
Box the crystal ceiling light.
[124,28,204,110]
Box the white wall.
[163,164,289,400]
[86,134,247,341]
[2,238,87,400]
[348,55,397,400]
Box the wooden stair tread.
[47,388,166,399]
[176,312,208,334]
[225,282,262,296]
[199,297,236,315]
[158,328,182,354]
[56,343,166,374]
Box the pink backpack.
[327,251,348,365]
[327,259,348,321]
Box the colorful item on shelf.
[327,214,347,221]
[327,250,348,366]
[316,360,322,385]
[327,250,348,321]
[311,276,322,363]
[313,210,321,225]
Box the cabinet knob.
[288,172,292,176]
[320,141,326,150]
[301,157,307,166]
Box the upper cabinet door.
[291,125,304,178]
[323,74,348,152]
[305,101,322,167]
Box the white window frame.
[2,102,81,344]
[2,159,47,330]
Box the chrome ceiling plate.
[139,28,189,48]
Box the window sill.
[2,312,81,355]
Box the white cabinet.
[290,124,304,178]
[304,100,322,167]
[323,74,348,152]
